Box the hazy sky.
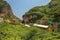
[6,0,51,19]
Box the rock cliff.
[0,0,15,18]
[0,0,21,24]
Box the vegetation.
[0,0,60,40]
[23,0,60,32]
[0,23,60,40]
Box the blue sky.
[6,0,51,19]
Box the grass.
[0,23,60,40]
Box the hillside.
[23,0,60,32]
[0,0,21,24]
[23,0,60,24]
[1,23,60,40]
[0,0,14,18]
[0,0,60,40]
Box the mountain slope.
[0,0,21,24]
[0,0,15,18]
[23,0,60,24]
[23,0,60,32]
[0,0,60,40]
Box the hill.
[0,0,21,24]
[0,23,60,40]
[0,0,14,18]
[0,0,60,40]
[23,0,60,32]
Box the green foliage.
[0,0,60,40]
[0,23,60,40]
[23,0,60,25]
[0,0,11,10]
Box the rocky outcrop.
[0,0,21,24]
[0,0,15,18]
